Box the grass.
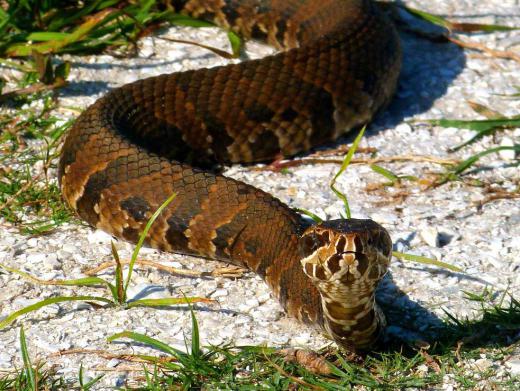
[1,290,518,389]
[0,0,519,389]
[0,193,215,330]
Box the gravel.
[1,0,519,388]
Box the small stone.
[292,332,311,346]
[506,358,520,376]
[56,250,73,261]
[126,284,169,301]
[211,288,228,298]
[87,229,113,244]
[498,137,516,160]
[416,364,429,375]
[62,243,79,253]
[12,297,41,308]
[26,253,47,264]
[420,227,440,247]
[43,254,60,270]
[370,212,397,225]
[0,352,11,367]
[395,123,412,134]
[473,358,493,371]
[26,238,39,247]
[239,298,259,312]
[107,358,120,368]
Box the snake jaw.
[299,219,392,351]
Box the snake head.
[299,219,392,350]
[300,219,392,285]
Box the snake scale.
[59,0,401,350]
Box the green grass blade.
[111,241,125,304]
[0,262,115,289]
[427,117,520,151]
[79,363,85,388]
[401,5,518,32]
[124,193,177,295]
[0,296,113,329]
[168,14,215,28]
[330,125,366,219]
[188,301,201,359]
[401,5,452,30]
[79,361,104,390]
[295,208,324,223]
[127,297,213,308]
[227,31,242,57]
[19,325,36,391]
[428,117,520,133]
[393,251,463,273]
[26,32,71,42]
[451,146,519,176]
[108,331,187,359]
[370,164,399,182]
[6,8,115,56]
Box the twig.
[0,171,43,213]
[263,352,323,390]
[447,36,520,64]
[256,154,458,171]
[279,348,332,375]
[477,189,520,209]
[83,258,246,278]
[49,348,177,364]
[158,36,235,59]
[0,79,67,103]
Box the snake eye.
[378,232,393,257]
[301,233,320,256]
[301,230,330,257]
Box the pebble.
[87,229,114,244]
[420,227,440,247]
[126,284,170,301]
[395,123,413,134]
[473,358,493,372]
[211,288,228,297]
[506,359,520,376]
[25,252,47,264]
[499,137,516,160]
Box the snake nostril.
[327,254,342,274]
[336,236,346,253]
[354,236,363,253]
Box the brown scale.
[59,0,400,351]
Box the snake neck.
[317,284,385,350]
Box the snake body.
[59,0,400,350]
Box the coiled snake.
[59,0,401,350]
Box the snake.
[59,0,401,351]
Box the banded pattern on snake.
[59,0,401,350]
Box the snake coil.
[59,0,400,350]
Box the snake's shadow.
[376,271,445,347]
[334,13,466,145]
[374,270,520,354]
